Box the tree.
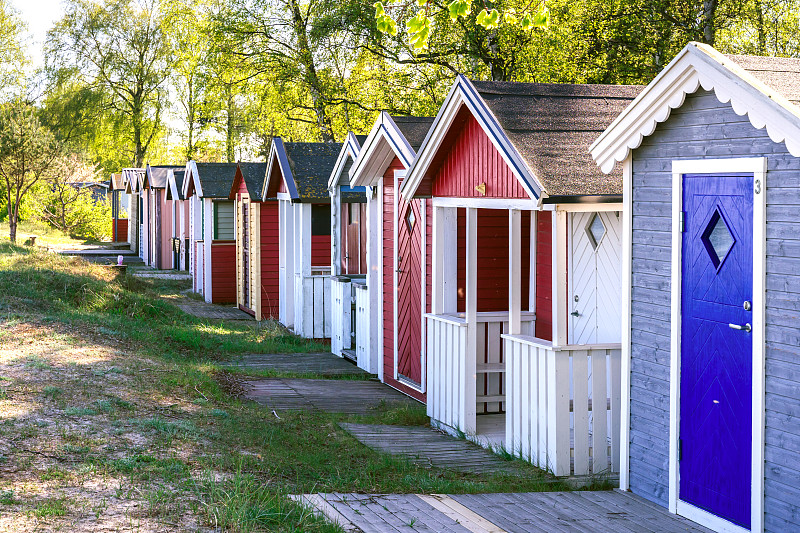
[0,101,62,243]
[0,0,26,92]
[47,0,171,167]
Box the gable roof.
[122,168,145,194]
[110,173,125,191]
[145,165,181,189]
[328,132,365,189]
[182,161,238,199]
[229,162,268,201]
[166,169,185,201]
[350,113,435,187]
[591,42,800,174]
[402,75,641,201]
[262,138,342,203]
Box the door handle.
[570,310,580,317]
[729,323,751,333]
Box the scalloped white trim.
[592,43,800,174]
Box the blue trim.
[340,185,367,194]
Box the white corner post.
[620,155,633,490]
[365,182,382,377]
[462,207,478,436]
[203,198,213,303]
[509,209,522,336]
[547,207,570,476]
[331,187,341,275]
[294,203,312,336]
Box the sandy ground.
[0,317,213,532]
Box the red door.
[395,176,423,386]
[242,201,250,309]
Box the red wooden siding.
[113,218,128,242]
[452,209,531,313]
[382,157,426,403]
[265,160,285,199]
[311,235,330,266]
[159,194,173,270]
[260,201,280,318]
[211,243,237,303]
[535,212,552,340]
[430,113,529,199]
[235,172,248,197]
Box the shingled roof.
[267,140,342,202]
[237,162,268,201]
[725,54,800,106]
[146,165,181,189]
[194,163,238,198]
[471,81,642,197]
[392,117,434,152]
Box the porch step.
[339,423,535,476]
[341,349,357,363]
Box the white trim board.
[668,157,766,533]
[432,197,536,210]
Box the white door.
[568,211,622,344]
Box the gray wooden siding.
[629,89,800,530]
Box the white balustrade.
[503,334,622,477]
[294,271,332,339]
[354,282,370,372]
[330,277,351,356]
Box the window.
[585,213,606,250]
[312,204,331,236]
[702,208,735,268]
[213,201,235,240]
[405,207,416,232]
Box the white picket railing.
[503,335,622,477]
[354,281,370,372]
[426,311,535,436]
[294,272,332,339]
[330,277,352,356]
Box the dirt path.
[0,316,213,532]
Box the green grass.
[0,240,571,532]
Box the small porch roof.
[401,76,641,202]
[591,42,800,174]
[228,162,268,201]
[262,138,342,203]
[349,113,434,187]
[182,161,238,199]
[165,169,185,201]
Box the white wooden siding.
[354,283,372,372]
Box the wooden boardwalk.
[221,352,371,377]
[296,491,715,533]
[176,302,254,320]
[340,423,525,475]
[241,378,418,415]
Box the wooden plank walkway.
[340,423,525,475]
[241,378,418,415]
[176,302,254,320]
[296,491,715,533]
[221,352,371,377]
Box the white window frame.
[669,157,766,533]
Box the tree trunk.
[287,0,335,142]
[6,192,15,244]
[187,78,195,160]
[226,86,235,163]
[133,101,144,167]
[701,0,719,45]
[754,0,766,54]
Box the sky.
[11,0,65,68]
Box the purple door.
[680,173,752,528]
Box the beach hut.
[349,114,434,398]
[261,139,341,338]
[590,42,800,533]
[165,168,189,270]
[109,173,129,243]
[122,168,145,256]
[144,165,182,270]
[182,162,238,303]
[328,133,368,363]
[400,76,640,474]
[228,162,279,320]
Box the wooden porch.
[297,491,714,533]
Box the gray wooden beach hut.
[591,42,800,533]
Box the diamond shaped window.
[702,209,735,268]
[586,214,606,250]
[405,208,416,233]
